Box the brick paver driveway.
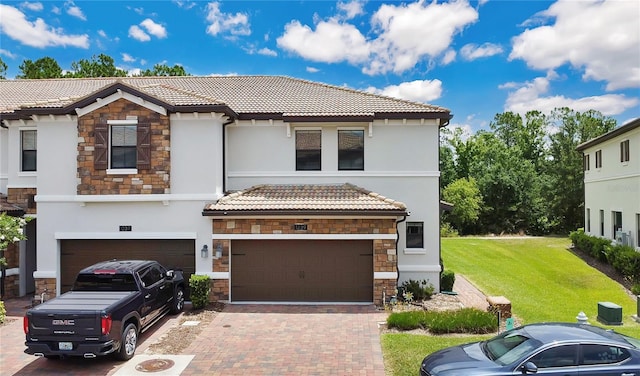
[0,303,388,375]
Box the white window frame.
[106,119,138,175]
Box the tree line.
[440,108,616,236]
[0,54,189,79]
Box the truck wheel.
[171,287,185,314]
[115,323,138,361]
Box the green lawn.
[381,237,640,375]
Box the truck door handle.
[145,294,151,299]
[159,285,165,290]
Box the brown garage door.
[60,239,195,294]
[231,240,373,302]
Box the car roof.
[518,322,634,347]
[79,260,157,274]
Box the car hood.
[421,342,502,375]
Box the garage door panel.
[60,240,195,295]
[232,240,373,302]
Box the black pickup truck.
[24,260,185,360]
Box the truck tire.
[171,286,185,314]
[115,323,138,361]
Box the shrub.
[571,229,640,283]
[189,274,211,310]
[441,270,455,292]
[386,308,498,334]
[0,301,5,324]
[400,279,434,301]
[632,284,640,296]
[440,222,459,237]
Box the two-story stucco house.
[0,76,451,305]
[576,118,640,250]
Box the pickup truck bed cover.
[30,291,136,312]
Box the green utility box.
[597,301,622,325]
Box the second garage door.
[231,240,373,302]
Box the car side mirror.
[521,361,538,374]
[166,270,175,280]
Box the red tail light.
[23,316,29,334]
[101,315,112,335]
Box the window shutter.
[137,123,151,169]
[94,123,108,170]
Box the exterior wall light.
[201,244,209,258]
[215,243,223,259]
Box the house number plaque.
[293,224,307,231]
[119,225,132,232]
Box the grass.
[381,237,640,375]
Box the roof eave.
[576,118,640,151]
[202,209,408,217]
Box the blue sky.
[1,0,638,134]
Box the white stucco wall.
[24,113,226,291]
[0,126,7,194]
[5,120,38,191]
[225,118,443,288]
[582,125,640,249]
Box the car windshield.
[482,332,540,366]
[73,273,138,291]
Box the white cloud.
[0,49,17,59]
[0,4,89,48]
[20,2,43,11]
[276,0,477,75]
[459,42,502,61]
[122,53,136,62]
[128,25,150,42]
[306,66,320,73]
[277,20,369,64]
[97,29,107,38]
[51,6,60,15]
[257,47,277,57]
[337,0,364,20]
[140,19,167,38]
[501,73,640,117]
[65,1,86,21]
[510,0,640,90]
[173,1,197,10]
[365,0,478,74]
[205,2,250,37]
[441,49,456,65]
[366,79,443,103]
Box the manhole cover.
[135,358,176,373]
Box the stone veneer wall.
[209,218,397,305]
[77,98,171,195]
[35,278,56,298]
[2,243,19,298]
[7,187,37,214]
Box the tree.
[0,57,7,79]
[66,54,127,78]
[0,213,30,298]
[17,57,63,79]
[545,108,616,233]
[490,111,548,170]
[138,64,190,76]
[442,177,482,234]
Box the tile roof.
[202,183,407,216]
[0,195,25,216]
[0,76,450,120]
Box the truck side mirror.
[166,270,175,280]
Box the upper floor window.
[620,140,630,162]
[338,130,364,170]
[406,222,424,248]
[21,130,37,172]
[111,125,137,168]
[595,150,602,168]
[94,120,150,171]
[296,130,321,171]
[583,154,590,171]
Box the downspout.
[395,215,407,289]
[221,119,234,194]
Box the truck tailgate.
[27,291,135,337]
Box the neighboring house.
[576,118,640,250]
[0,76,451,305]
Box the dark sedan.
[420,322,640,375]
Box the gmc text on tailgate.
[24,260,185,360]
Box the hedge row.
[569,229,640,284]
